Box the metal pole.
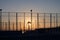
[5,22,7,31]
[37,13,39,29]
[24,13,25,31]
[54,16,55,27]
[56,13,58,27]
[30,10,32,30]
[50,13,52,28]
[13,22,14,31]
[8,12,10,31]
[44,13,45,28]
[2,22,4,30]
[16,13,18,31]
[20,22,21,31]
[0,9,2,30]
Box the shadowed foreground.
[0,27,60,40]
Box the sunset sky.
[0,0,60,13]
[0,0,60,31]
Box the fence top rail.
[0,12,60,14]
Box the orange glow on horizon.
[2,17,59,31]
[1,12,60,31]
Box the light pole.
[30,10,32,30]
[0,9,2,30]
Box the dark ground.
[0,27,60,40]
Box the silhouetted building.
[0,9,2,30]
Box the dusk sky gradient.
[0,0,60,30]
[0,0,60,13]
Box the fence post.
[8,12,10,31]
[5,22,7,31]
[53,16,55,27]
[13,22,14,31]
[16,13,18,31]
[37,13,39,29]
[20,22,21,31]
[50,13,52,28]
[44,13,45,28]
[56,13,58,27]
[24,13,25,31]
